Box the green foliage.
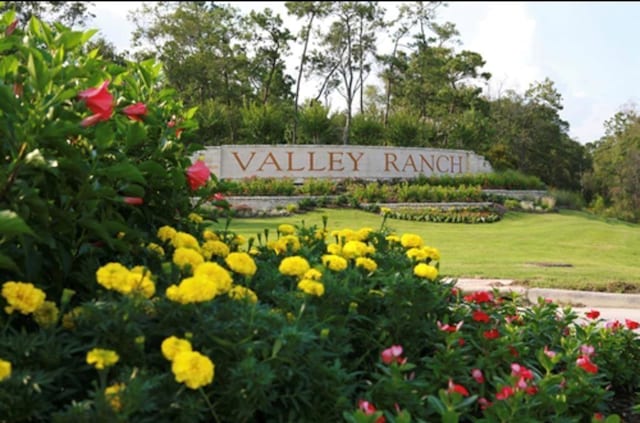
[0,13,221,303]
[350,113,385,146]
[298,100,341,144]
[367,205,505,224]
[239,102,289,145]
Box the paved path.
[448,278,640,329]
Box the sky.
[85,1,640,145]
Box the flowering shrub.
[0,10,639,423]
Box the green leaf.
[57,31,84,50]
[139,160,168,178]
[94,124,115,149]
[0,83,16,112]
[184,106,199,120]
[126,122,147,149]
[98,162,146,184]
[426,395,446,415]
[0,56,19,79]
[0,210,35,237]
[78,217,113,248]
[442,410,459,423]
[0,253,20,273]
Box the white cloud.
[83,2,144,52]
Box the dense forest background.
[3,1,639,222]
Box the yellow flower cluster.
[161,336,214,390]
[413,263,439,281]
[277,224,296,235]
[146,242,165,257]
[173,247,205,273]
[194,262,233,294]
[0,358,11,381]
[105,383,125,411]
[202,229,219,241]
[278,256,311,277]
[2,281,46,315]
[201,240,230,259]
[225,252,257,277]
[355,257,378,273]
[188,212,203,224]
[228,286,258,303]
[33,300,59,328]
[96,263,156,298]
[297,279,325,297]
[406,246,441,262]
[341,240,375,259]
[321,254,348,272]
[166,275,218,304]
[86,348,119,370]
[157,225,177,243]
[171,232,200,250]
[400,233,424,248]
[303,269,323,281]
[268,235,301,255]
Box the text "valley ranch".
[228,150,465,174]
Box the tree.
[285,1,332,144]
[0,1,95,27]
[308,1,384,144]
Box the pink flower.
[122,102,147,121]
[478,397,492,410]
[358,400,386,423]
[471,368,485,384]
[78,81,114,127]
[580,345,595,356]
[585,309,600,319]
[186,159,211,191]
[606,320,622,331]
[576,355,598,374]
[472,310,490,323]
[122,196,144,205]
[437,320,463,333]
[511,363,533,380]
[447,379,469,397]
[381,345,405,365]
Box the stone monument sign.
[197,145,492,180]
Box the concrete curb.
[446,278,640,309]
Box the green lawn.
[210,209,640,292]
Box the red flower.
[472,310,491,323]
[585,309,600,319]
[509,345,519,357]
[483,328,500,340]
[593,413,604,421]
[511,363,533,380]
[606,320,622,331]
[626,319,640,330]
[437,320,463,333]
[186,159,211,191]
[471,368,485,384]
[381,345,405,365]
[78,80,114,127]
[525,385,538,396]
[576,355,598,374]
[463,291,494,304]
[495,386,514,400]
[5,19,18,36]
[458,338,465,347]
[122,102,147,121]
[478,397,492,410]
[122,196,144,205]
[447,379,469,397]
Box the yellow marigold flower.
[303,268,323,281]
[426,247,441,261]
[326,243,342,255]
[201,240,230,260]
[342,240,372,258]
[165,285,183,303]
[356,227,373,241]
[0,359,11,381]
[62,306,83,330]
[2,281,46,315]
[278,224,296,235]
[232,235,246,246]
[172,232,200,250]
[86,348,119,370]
[279,235,301,253]
[105,383,125,411]
[157,225,177,243]
[194,262,233,295]
[96,263,129,291]
[172,350,214,390]
[414,263,439,281]
[203,229,219,241]
[380,207,392,215]
[406,247,428,262]
[229,286,258,304]
[278,256,311,278]
[161,336,193,361]
[170,276,218,304]
[146,242,165,257]
[128,267,156,298]
[314,229,328,240]
[249,247,260,255]
[173,247,205,273]
[321,254,348,272]
[225,252,257,277]
[33,301,59,328]
[333,228,358,243]
[401,233,424,248]
[355,257,378,273]
[297,280,325,297]
[188,213,203,224]
[386,234,401,243]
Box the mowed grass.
[211,209,640,292]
